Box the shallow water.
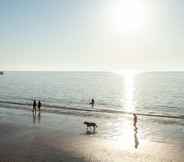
[1,71,184,117]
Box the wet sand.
[0,107,183,162]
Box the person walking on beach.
[133,113,138,129]
[32,100,37,113]
[38,100,42,112]
[89,98,95,108]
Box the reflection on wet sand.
[32,112,36,124]
[38,112,41,123]
[105,115,140,151]
[134,127,139,149]
[32,112,41,124]
[0,108,183,162]
[133,113,139,148]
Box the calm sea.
[0,71,184,117]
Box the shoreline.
[0,100,184,120]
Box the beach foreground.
[0,107,183,162]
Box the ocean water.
[0,71,184,117]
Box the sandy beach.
[0,107,184,162]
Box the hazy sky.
[0,0,184,71]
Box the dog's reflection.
[32,112,41,124]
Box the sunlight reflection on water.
[112,118,140,150]
[123,71,136,113]
[102,115,141,151]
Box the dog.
[83,121,98,133]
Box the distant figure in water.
[133,113,138,129]
[89,98,95,108]
[38,100,42,112]
[32,100,37,113]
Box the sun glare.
[123,71,136,112]
[115,70,140,112]
[110,0,145,33]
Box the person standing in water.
[38,100,42,112]
[32,100,37,113]
[90,98,95,108]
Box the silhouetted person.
[38,100,42,112]
[89,98,95,108]
[133,113,138,129]
[32,100,37,113]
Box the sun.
[110,0,145,33]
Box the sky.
[0,0,184,71]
